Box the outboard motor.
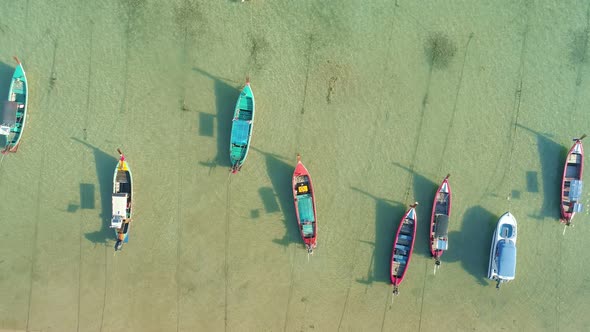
[114,239,123,251]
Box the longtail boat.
[430,175,451,271]
[390,203,418,296]
[229,78,255,173]
[292,154,317,254]
[1,57,28,154]
[110,149,133,251]
[560,135,585,227]
[488,212,517,288]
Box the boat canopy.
[569,180,583,201]
[497,240,516,278]
[112,193,128,217]
[297,194,315,222]
[434,214,449,238]
[231,120,250,145]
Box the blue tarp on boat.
[231,120,250,145]
[497,240,516,278]
[436,239,448,250]
[297,194,315,222]
[569,180,583,201]
[394,254,407,263]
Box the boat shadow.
[0,61,14,147]
[350,187,405,285]
[516,124,567,221]
[250,147,301,248]
[192,67,241,170]
[445,205,497,286]
[71,138,117,244]
[0,61,13,101]
[391,162,439,259]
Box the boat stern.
[488,239,517,284]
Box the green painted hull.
[229,82,255,173]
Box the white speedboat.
[488,212,517,288]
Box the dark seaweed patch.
[173,0,205,37]
[326,76,338,104]
[249,35,271,72]
[424,32,457,69]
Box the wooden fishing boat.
[390,203,418,295]
[488,212,517,288]
[292,154,317,254]
[110,149,133,251]
[560,135,585,226]
[430,175,451,269]
[0,57,28,154]
[229,78,255,173]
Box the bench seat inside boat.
[238,97,253,112]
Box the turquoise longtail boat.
[229,79,255,173]
[0,57,28,154]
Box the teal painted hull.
[229,82,255,173]
[1,58,28,154]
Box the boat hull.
[229,82,255,173]
[488,212,517,286]
[390,205,417,289]
[292,156,317,253]
[1,58,28,154]
[429,176,451,263]
[560,139,584,225]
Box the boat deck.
[238,96,253,113]
[391,261,406,278]
[115,171,131,194]
[567,153,581,164]
[237,109,253,121]
[295,179,311,195]
[500,224,513,238]
[565,164,580,178]
[231,120,251,145]
[116,170,129,182]
[434,192,450,214]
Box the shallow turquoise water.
[1,1,590,331]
